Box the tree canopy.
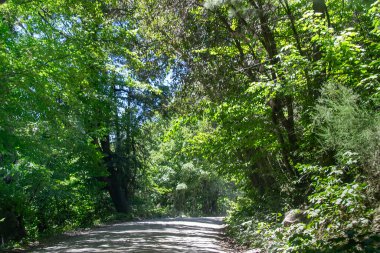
[1,0,379,252]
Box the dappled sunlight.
[30,217,228,253]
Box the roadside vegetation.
[1,0,379,252]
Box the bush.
[314,83,380,198]
[0,160,112,248]
[225,155,377,252]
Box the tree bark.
[100,135,131,213]
[248,0,298,175]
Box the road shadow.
[28,217,228,253]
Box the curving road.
[29,217,229,253]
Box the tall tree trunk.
[311,0,329,101]
[100,86,133,213]
[100,135,131,213]
[108,170,131,213]
[248,0,299,175]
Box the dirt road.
[29,217,229,253]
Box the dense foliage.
[1,0,379,252]
[136,0,380,251]
[139,118,235,217]
[0,0,165,245]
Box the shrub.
[314,83,380,198]
[226,156,377,252]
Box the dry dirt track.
[29,217,230,253]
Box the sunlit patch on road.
[30,217,229,253]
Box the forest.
[0,0,379,252]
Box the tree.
[137,0,380,205]
[0,0,163,241]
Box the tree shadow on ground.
[28,217,227,253]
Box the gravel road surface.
[29,217,229,253]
